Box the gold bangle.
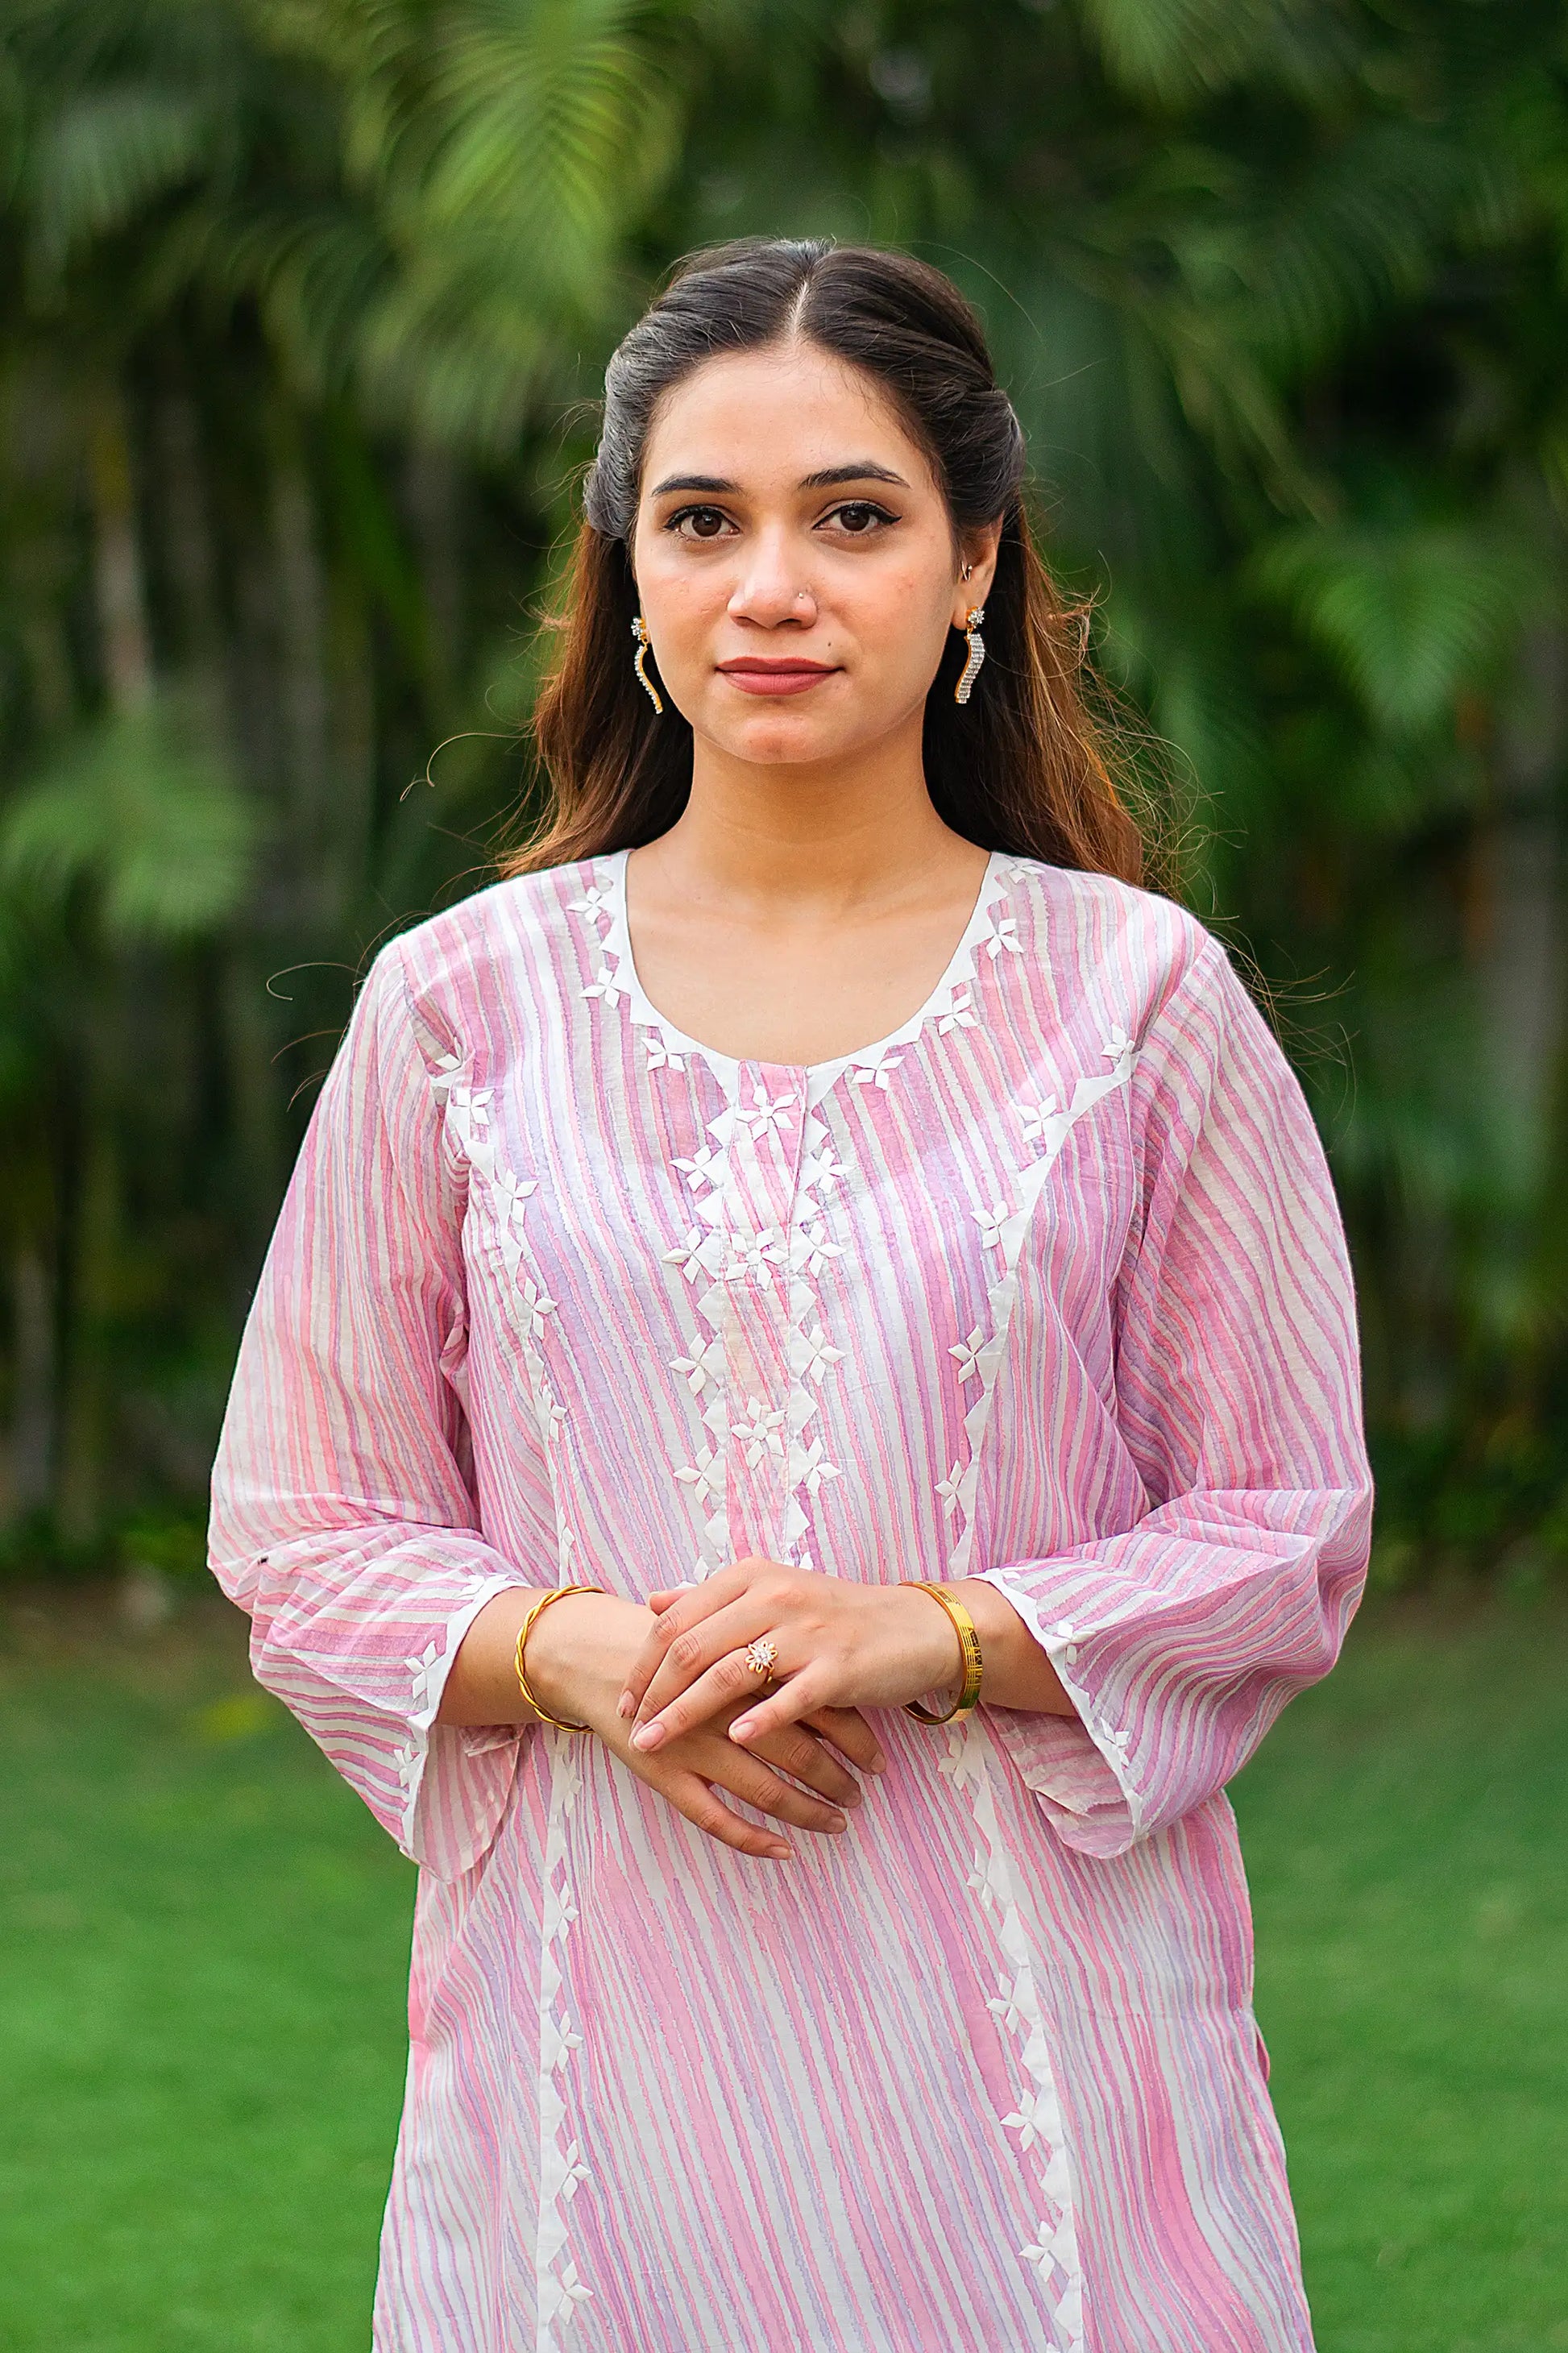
[901,1580,984,1724]
[514,1584,607,1733]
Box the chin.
[716,717,856,767]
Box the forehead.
[640,341,939,494]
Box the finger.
[631,1599,773,1726]
[691,1737,850,1836]
[645,1583,699,1612]
[803,1705,887,1775]
[750,1723,865,1810]
[727,1666,836,1750]
[617,1571,754,1718]
[657,1766,794,1861]
[628,1646,774,1753]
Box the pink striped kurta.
[208,847,1373,2352]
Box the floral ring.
[744,1636,778,1683]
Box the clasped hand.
[618,1556,964,1755]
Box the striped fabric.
[208,847,1373,2353]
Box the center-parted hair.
[505,239,1143,883]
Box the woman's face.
[630,341,999,771]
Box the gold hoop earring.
[631,616,664,715]
[954,606,986,705]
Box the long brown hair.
[504,239,1143,885]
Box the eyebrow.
[647,461,911,496]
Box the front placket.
[717,1060,808,1562]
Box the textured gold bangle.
[514,1584,607,1733]
[902,1580,984,1724]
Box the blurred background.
[1,3,1565,2349]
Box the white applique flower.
[745,1085,798,1137]
[984,916,1022,959]
[645,1034,686,1073]
[987,1975,1027,2033]
[496,1173,538,1230]
[935,1463,965,1517]
[937,985,979,1034]
[793,1437,842,1496]
[850,1056,902,1090]
[800,1150,850,1196]
[674,1143,722,1192]
[973,1200,1013,1250]
[789,1221,844,1276]
[580,964,624,1009]
[567,884,612,920]
[408,1640,444,1717]
[544,2011,585,2071]
[1102,1023,1132,1061]
[1019,2214,1064,2272]
[966,1858,997,1908]
[541,2259,593,2323]
[674,1447,724,1506]
[542,1876,579,1939]
[661,1227,707,1281]
[1002,2089,1052,2150]
[670,1340,722,1395]
[724,1226,782,1285]
[1017,1094,1061,1148]
[949,1326,988,1383]
[799,1323,844,1384]
[519,1278,557,1335]
[732,1396,787,1466]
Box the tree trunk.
[7,1237,57,1519]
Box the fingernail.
[730,1717,755,1740]
[631,1723,663,1750]
[827,1812,848,1832]
[768,1843,793,1860]
[869,1754,887,1773]
[616,1693,633,1719]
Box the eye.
[666,505,736,541]
[821,500,898,537]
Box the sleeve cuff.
[400,1574,537,1876]
[974,1569,1147,1858]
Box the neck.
[646,713,979,914]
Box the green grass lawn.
[1,1586,1563,2352]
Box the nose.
[727,525,817,629]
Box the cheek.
[850,560,954,675]
[638,562,730,663]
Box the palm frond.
[26,81,214,282]
[1251,517,1549,735]
[1,690,258,938]
[1078,0,1315,106]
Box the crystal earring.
[954,606,986,705]
[631,615,664,715]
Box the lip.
[717,658,840,699]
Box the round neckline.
[602,845,1008,1091]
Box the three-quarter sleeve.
[980,936,1374,1859]
[207,937,546,1881]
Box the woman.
[209,239,1373,2352]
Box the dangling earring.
[631,616,664,715]
[954,606,986,705]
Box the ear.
[952,519,1003,629]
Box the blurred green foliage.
[1,0,1566,1574]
